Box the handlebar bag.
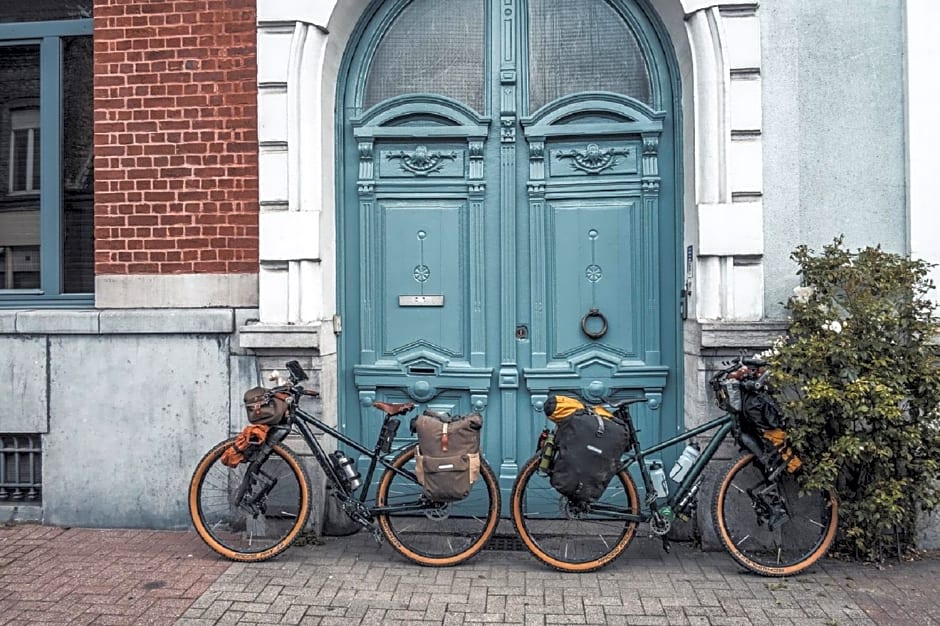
[411,411,483,502]
[547,394,630,504]
[243,387,290,425]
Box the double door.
[340,0,681,491]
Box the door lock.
[515,325,528,340]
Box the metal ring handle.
[580,307,608,339]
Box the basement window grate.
[484,535,526,551]
[0,434,42,503]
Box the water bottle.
[331,451,362,490]
[649,461,668,498]
[537,431,555,475]
[669,444,700,483]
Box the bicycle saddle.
[373,401,415,416]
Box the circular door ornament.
[580,307,608,340]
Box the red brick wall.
[93,0,258,275]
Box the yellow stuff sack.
[543,394,613,422]
[762,428,802,473]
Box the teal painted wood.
[337,0,683,502]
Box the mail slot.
[398,295,444,307]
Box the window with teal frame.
[0,13,94,307]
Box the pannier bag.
[545,394,630,503]
[221,424,271,467]
[243,387,290,425]
[411,411,483,502]
[742,389,785,431]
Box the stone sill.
[0,309,239,335]
[700,320,789,349]
[239,322,322,349]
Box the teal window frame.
[0,18,94,308]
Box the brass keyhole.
[515,325,528,340]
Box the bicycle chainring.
[650,511,672,536]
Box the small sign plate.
[398,295,444,307]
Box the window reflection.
[0,2,92,23]
[0,45,41,290]
[63,36,94,293]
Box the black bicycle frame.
[287,405,424,515]
[596,411,737,522]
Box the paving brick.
[5,524,940,625]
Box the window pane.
[0,1,92,23]
[32,127,40,191]
[527,0,652,112]
[0,45,40,291]
[63,36,93,293]
[363,0,485,113]
[11,129,30,192]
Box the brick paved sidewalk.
[0,524,228,625]
[3,523,940,625]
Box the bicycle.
[509,356,839,576]
[189,360,501,566]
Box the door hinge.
[333,314,342,334]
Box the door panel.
[340,0,680,500]
[380,200,465,357]
[548,200,639,358]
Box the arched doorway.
[337,0,682,498]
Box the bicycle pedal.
[661,537,671,553]
[372,528,384,544]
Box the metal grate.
[0,434,42,503]
[484,535,526,552]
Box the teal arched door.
[338,0,682,497]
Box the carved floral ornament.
[386,145,458,176]
[555,143,630,174]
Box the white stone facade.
[252,0,771,370]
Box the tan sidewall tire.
[189,438,311,562]
[714,453,838,576]
[376,446,500,567]
[510,456,640,573]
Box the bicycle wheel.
[511,455,640,572]
[375,445,500,566]
[713,453,838,576]
[189,438,311,562]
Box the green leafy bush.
[769,237,940,560]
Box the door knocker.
[580,307,608,339]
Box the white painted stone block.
[906,0,940,303]
[722,14,761,70]
[697,256,723,320]
[732,261,763,321]
[258,87,288,144]
[299,260,324,322]
[698,202,763,256]
[730,76,761,131]
[259,263,290,324]
[257,28,294,85]
[259,211,321,260]
[729,137,762,194]
[257,0,334,25]
[259,146,289,204]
